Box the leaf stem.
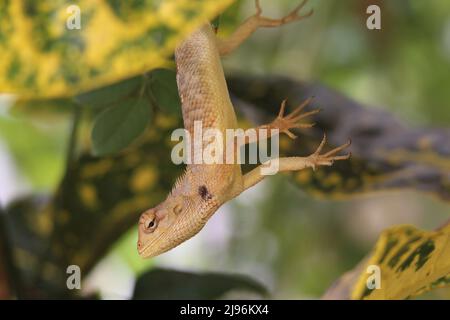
[66,105,82,168]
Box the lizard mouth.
[137,231,168,258]
[137,221,184,258]
[138,215,207,258]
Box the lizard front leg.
[242,134,351,190]
[242,97,319,145]
[217,0,313,56]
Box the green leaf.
[132,268,268,300]
[149,69,181,114]
[75,76,143,108]
[91,97,151,156]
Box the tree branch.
[228,74,450,201]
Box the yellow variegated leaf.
[0,0,234,98]
[351,223,450,300]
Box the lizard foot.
[305,134,351,170]
[269,97,320,139]
[252,0,313,27]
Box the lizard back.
[174,23,243,200]
[175,23,238,136]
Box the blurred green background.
[0,0,449,299]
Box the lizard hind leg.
[242,134,351,191]
[253,0,314,27]
[217,0,313,56]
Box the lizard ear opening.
[173,204,183,215]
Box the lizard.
[137,0,351,258]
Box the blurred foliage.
[0,0,234,97]
[229,75,450,201]
[0,115,67,189]
[4,115,182,297]
[223,0,450,125]
[4,77,449,297]
[227,176,367,297]
[0,0,449,300]
[133,268,267,299]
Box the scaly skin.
[137,0,350,258]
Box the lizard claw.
[306,134,351,170]
[253,0,313,27]
[270,97,320,139]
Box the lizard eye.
[144,217,158,233]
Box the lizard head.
[137,191,216,258]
